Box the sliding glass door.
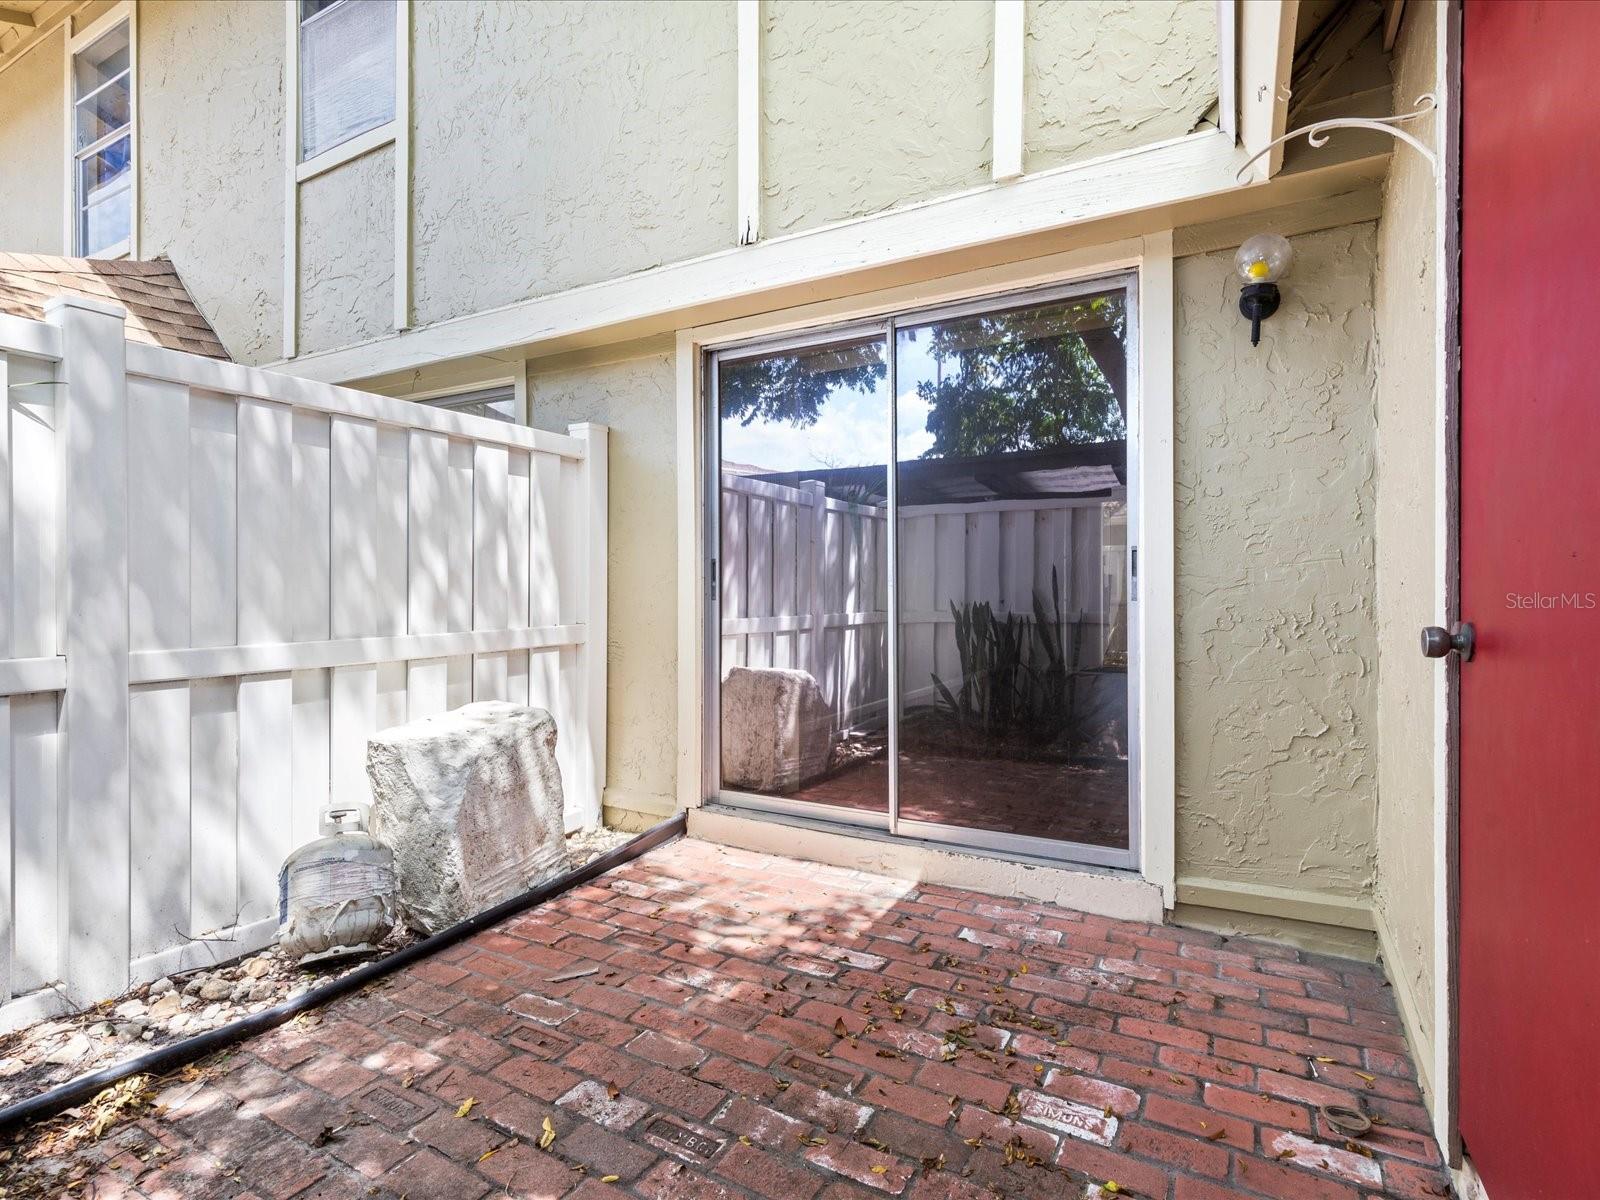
[708,277,1136,867]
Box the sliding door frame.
[701,273,1142,870]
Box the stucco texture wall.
[760,0,992,236]
[1372,8,1439,1089]
[410,1,736,329]
[1025,0,1217,174]
[138,0,283,364]
[0,32,65,254]
[1174,223,1380,904]
[528,348,679,818]
[298,147,395,356]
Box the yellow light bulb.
[1247,260,1270,281]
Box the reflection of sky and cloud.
[719,335,944,473]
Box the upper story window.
[299,0,396,163]
[72,20,132,257]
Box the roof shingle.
[0,253,229,359]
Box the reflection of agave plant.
[930,567,1096,754]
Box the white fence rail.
[0,298,607,1023]
[719,471,1118,729]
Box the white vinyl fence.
[0,297,607,1024]
[719,471,1120,729]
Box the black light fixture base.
[1239,281,1281,346]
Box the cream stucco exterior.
[1173,223,1381,919]
[528,344,681,820]
[760,0,993,236]
[1024,0,1218,174]
[297,145,395,355]
[0,27,65,254]
[1372,6,1442,1097]
[138,0,284,363]
[410,0,737,328]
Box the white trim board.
[991,0,1023,182]
[1137,231,1176,907]
[735,0,759,245]
[281,129,1258,383]
[283,152,1390,391]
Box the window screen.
[300,0,396,162]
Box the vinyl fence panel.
[0,304,608,1026]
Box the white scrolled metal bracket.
[1236,93,1439,182]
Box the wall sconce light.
[1235,234,1294,346]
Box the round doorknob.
[1420,622,1475,661]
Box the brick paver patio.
[16,838,1452,1199]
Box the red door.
[1459,1,1600,1191]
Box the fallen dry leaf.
[539,1116,557,1151]
[456,1098,476,1118]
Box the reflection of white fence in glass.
[0,303,608,1022]
[719,472,1121,732]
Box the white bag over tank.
[278,804,397,966]
[367,702,567,935]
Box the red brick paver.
[13,839,1452,1199]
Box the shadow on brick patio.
[14,839,1451,1200]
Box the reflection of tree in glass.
[914,296,1126,458]
[719,339,885,428]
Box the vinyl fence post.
[569,423,608,827]
[46,296,131,1006]
[803,480,828,692]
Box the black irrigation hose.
[0,812,688,1138]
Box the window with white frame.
[71,20,133,257]
[298,0,396,163]
[418,384,518,424]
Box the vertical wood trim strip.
[992,0,1025,181]
[571,423,608,825]
[1216,0,1238,143]
[1137,233,1176,907]
[283,0,299,358]
[0,353,11,663]
[736,0,760,245]
[127,1,140,257]
[0,697,10,1001]
[393,0,412,330]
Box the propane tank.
[278,804,397,968]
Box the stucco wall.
[1372,8,1439,1089]
[527,346,679,818]
[298,147,394,356]
[0,32,65,254]
[1174,223,1380,903]
[760,0,992,236]
[1025,0,1217,174]
[138,0,284,364]
[411,0,736,328]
